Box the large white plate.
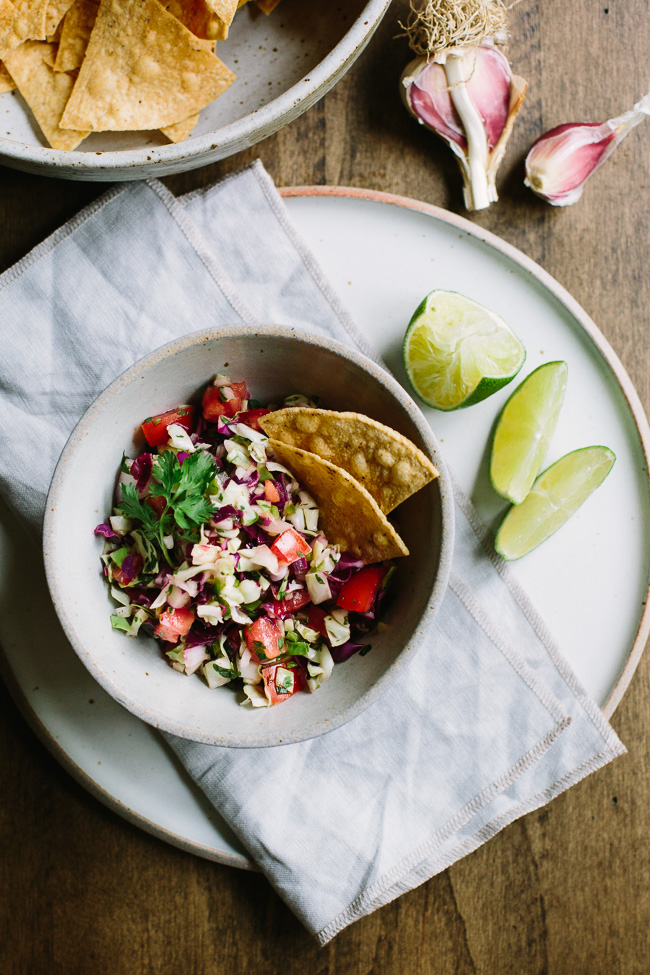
[1,188,649,871]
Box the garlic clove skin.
[525,90,650,206]
[401,42,527,211]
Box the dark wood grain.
[2,1,650,971]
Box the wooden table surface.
[2,1,650,972]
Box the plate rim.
[2,183,648,873]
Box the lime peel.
[403,290,526,411]
[495,445,616,561]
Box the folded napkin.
[0,161,624,944]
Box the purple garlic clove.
[525,90,650,206]
[401,41,527,210]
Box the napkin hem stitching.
[250,162,383,366]
[317,714,572,944]
[453,482,622,748]
[0,183,125,294]
[145,178,260,328]
[315,741,621,945]
[450,571,567,724]
[178,159,262,205]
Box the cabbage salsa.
[95,375,395,708]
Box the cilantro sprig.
[117,450,217,564]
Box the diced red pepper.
[245,617,283,662]
[154,606,195,644]
[112,553,143,587]
[269,528,311,565]
[237,408,270,431]
[307,605,328,640]
[271,588,311,618]
[141,406,195,447]
[264,480,281,503]
[261,660,306,706]
[202,380,249,422]
[336,566,387,614]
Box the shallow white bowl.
[43,325,454,747]
[0,0,390,180]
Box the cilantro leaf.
[117,449,217,563]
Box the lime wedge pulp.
[403,290,526,411]
[495,446,616,560]
[490,361,568,504]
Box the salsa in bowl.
[44,326,454,747]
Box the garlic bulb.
[525,89,650,206]
[401,41,527,210]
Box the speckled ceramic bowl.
[43,326,454,747]
[0,0,390,180]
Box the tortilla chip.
[205,0,235,22]
[162,0,221,42]
[44,0,74,34]
[0,59,15,88]
[268,440,409,564]
[0,0,23,60]
[59,0,235,131]
[260,409,439,515]
[201,0,235,38]
[0,0,49,58]
[41,37,55,61]
[3,40,88,148]
[256,0,280,11]
[53,0,95,71]
[161,111,198,142]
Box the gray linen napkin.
[0,161,624,943]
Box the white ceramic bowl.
[0,0,390,180]
[43,325,454,747]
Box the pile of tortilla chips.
[0,0,281,149]
[260,409,440,564]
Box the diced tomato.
[272,588,311,618]
[112,553,143,587]
[202,380,249,422]
[264,480,281,503]
[245,617,283,662]
[141,406,195,447]
[202,386,241,421]
[145,495,167,518]
[269,528,311,565]
[336,566,387,614]
[154,606,195,644]
[229,381,248,401]
[237,408,270,431]
[307,605,328,639]
[261,661,306,706]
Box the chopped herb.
[117,449,216,564]
[276,575,289,600]
[215,663,236,679]
[252,640,268,661]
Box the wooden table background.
[2,1,650,972]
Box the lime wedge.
[490,361,568,504]
[495,446,616,560]
[403,290,526,411]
